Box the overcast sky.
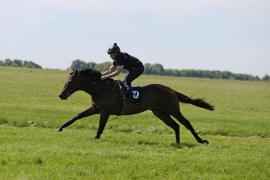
[0,0,269,76]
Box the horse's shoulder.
[100,79,118,88]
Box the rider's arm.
[102,65,115,76]
[101,65,123,79]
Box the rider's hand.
[101,75,107,80]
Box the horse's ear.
[69,69,78,75]
[69,69,74,75]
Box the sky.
[0,0,269,77]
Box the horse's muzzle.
[58,94,67,100]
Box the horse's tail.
[175,91,215,111]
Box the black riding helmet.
[107,43,121,54]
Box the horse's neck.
[81,79,118,97]
[98,80,118,93]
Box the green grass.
[0,67,270,179]
[0,126,270,179]
[0,126,269,180]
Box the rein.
[117,80,126,115]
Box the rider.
[101,43,144,97]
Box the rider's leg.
[122,79,132,97]
[123,80,132,91]
[123,66,144,97]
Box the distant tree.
[0,59,42,69]
[23,61,42,69]
[262,75,270,81]
[70,59,97,70]
[12,59,23,67]
[96,61,112,72]
[71,59,87,70]
[144,63,164,75]
[4,59,12,66]
[67,60,263,81]
[144,63,153,74]
[86,62,97,69]
[152,63,165,75]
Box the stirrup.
[125,88,132,98]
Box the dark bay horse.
[58,69,214,144]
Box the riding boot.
[123,82,132,98]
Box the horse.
[58,69,215,145]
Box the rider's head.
[107,43,120,60]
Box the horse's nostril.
[59,94,64,99]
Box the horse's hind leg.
[172,112,208,144]
[152,110,180,144]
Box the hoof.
[95,136,100,139]
[57,128,63,132]
[202,140,209,144]
[171,143,181,148]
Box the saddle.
[118,81,142,105]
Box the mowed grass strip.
[0,125,269,180]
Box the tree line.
[70,59,270,81]
[0,59,42,69]
[1,58,268,81]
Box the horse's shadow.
[137,140,198,149]
[108,138,198,149]
[170,142,198,149]
[137,140,161,146]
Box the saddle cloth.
[119,82,142,104]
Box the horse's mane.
[78,69,114,82]
[78,69,101,77]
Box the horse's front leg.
[95,113,110,139]
[58,106,99,132]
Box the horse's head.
[58,69,101,100]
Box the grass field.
[0,67,270,179]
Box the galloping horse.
[58,69,214,144]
